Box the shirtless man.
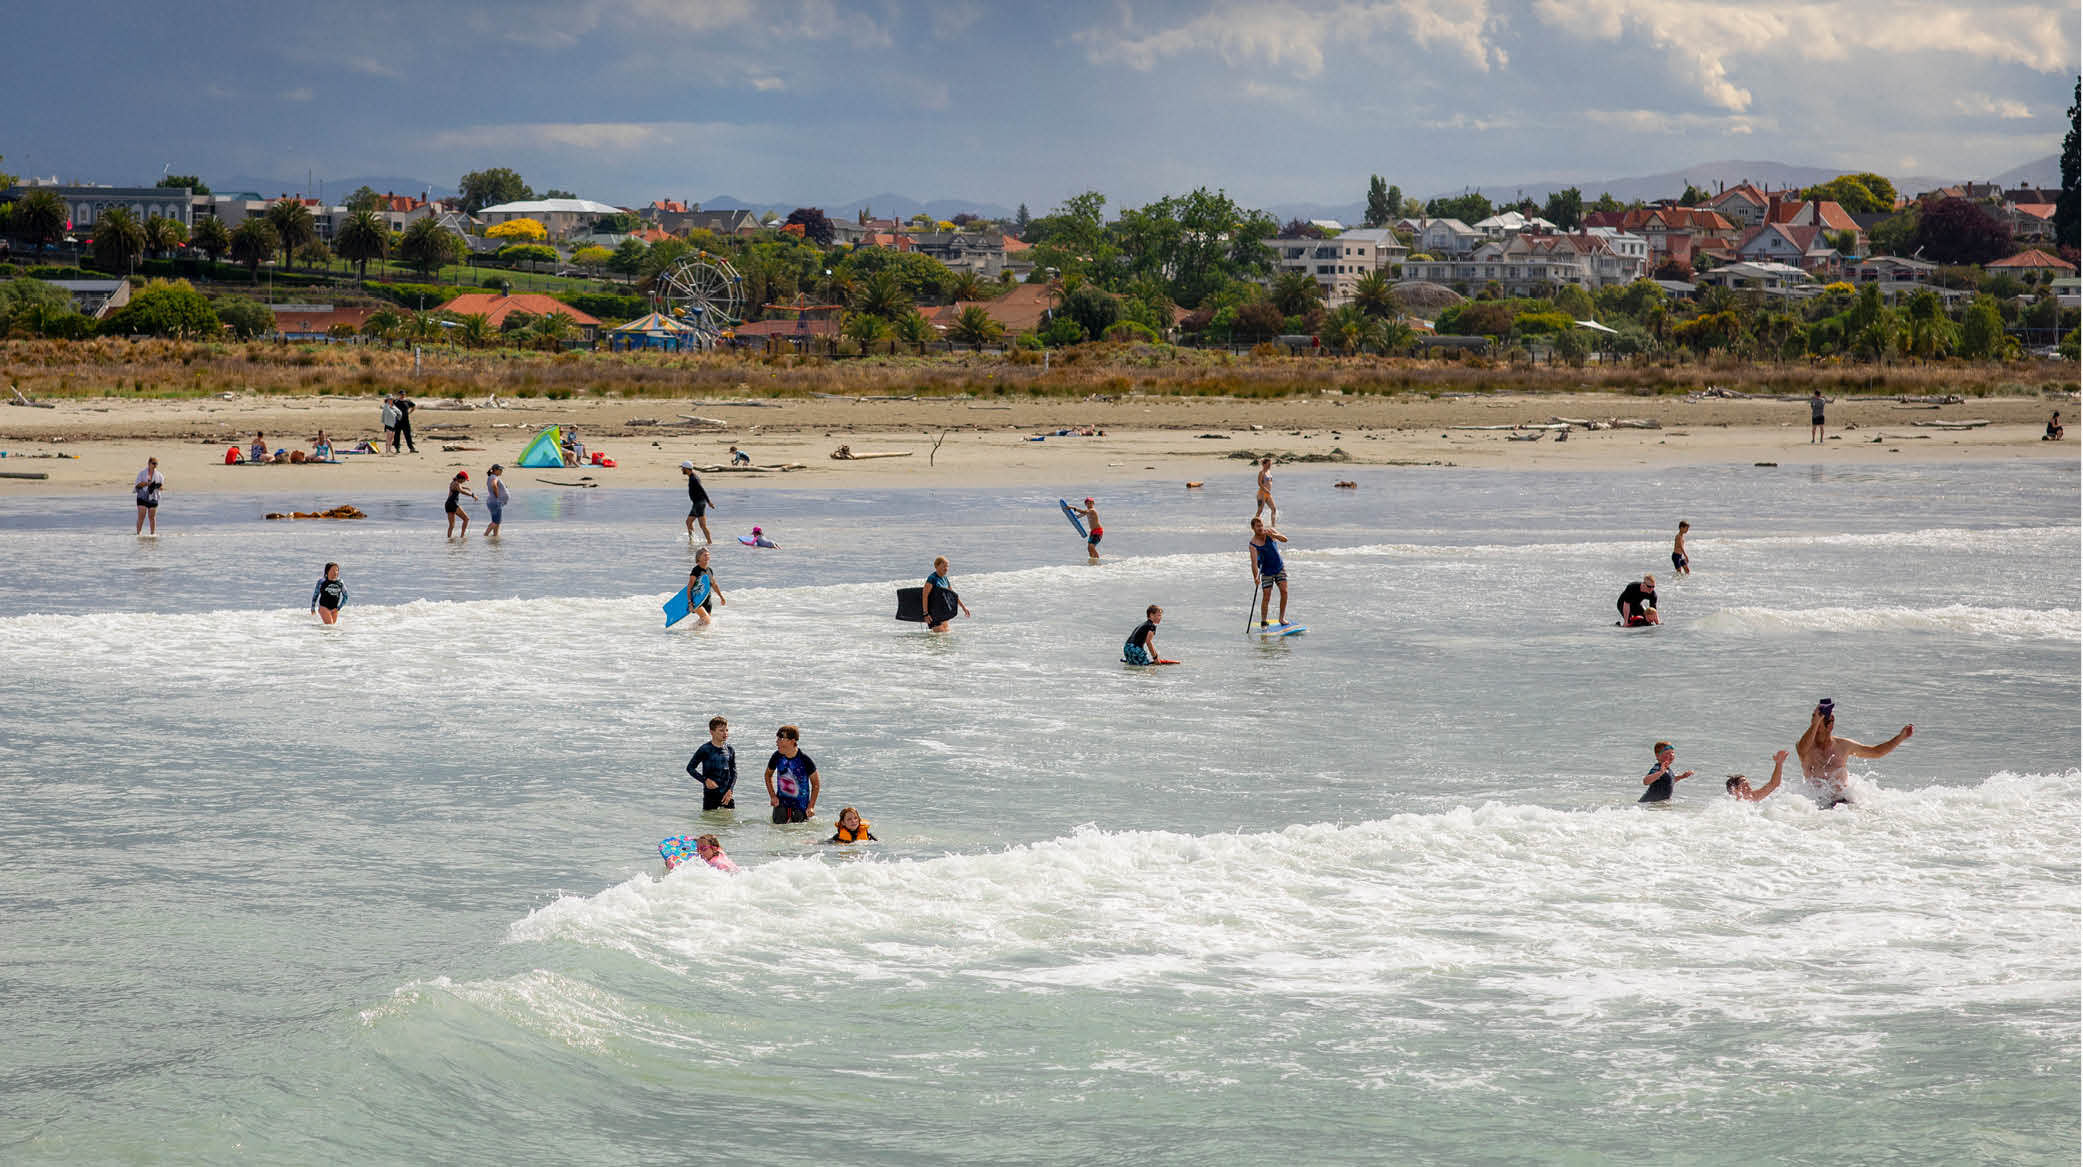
[1726,750,1789,802]
[1796,698,1913,807]
[1254,457,1277,526]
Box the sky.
[7,1,2076,214]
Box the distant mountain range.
[699,192,1021,223]
[208,175,457,201]
[1263,155,2062,224]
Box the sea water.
[1,460,2076,1164]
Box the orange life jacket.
[832,819,872,843]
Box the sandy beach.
[0,390,2072,498]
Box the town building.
[43,278,131,318]
[476,198,624,239]
[270,305,379,340]
[1986,249,2078,281]
[434,291,604,340]
[1730,223,1839,272]
[1269,227,1409,305]
[910,231,1009,278]
[1401,232,1637,297]
[1691,260,1814,293]
[2,184,194,230]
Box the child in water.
[1071,497,1103,561]
[1671,521,1690,575]
[824,806,876,844]
[310,562,346,625]
[662,833,739,873]
[1637,740,1695,803]
[746,526,779,549]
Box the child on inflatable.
[744,526,779,549]
[661,833,739,873]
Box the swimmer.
[1123,604,1172,665]
[309,561,346,625]
[1254,456,1277,525]
[686,547,726,626]
[1671,521,1690,575]
[444,470,475,538]
[1796,698,1913,807]
[1617,574,1659,626]
[686,716,736,811]
[1726,750,1790,802]
[1070,497,1103,560]
[825,806,876,844]
[663,833,739,873]
[746,526,779,549]
[483,464,507,537]
[1637,740,1694,803]
[1249,517,1289,626]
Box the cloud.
[1579,108,1771,135]
[422,120,755,153]
[1954,93,2034,119]
[345,56,402,79]
[1077,1,1503,77]
[930,2,983,40]
[281,87,315,102]
[1242,80,1302,103]
[750,76,786,92]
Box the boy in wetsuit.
[1123,604,1165,664]
[682,461,714,543]
[1671,521,1690,575]
[687,716,737,811]
[1726,750,1789,802]
[764,724,820,823]
[310,562,346,625]
[1617,575,1658,625]
[1071,497,1103,560]
[1637,741,1694,802]
[1249,517,1290,626]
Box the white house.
[1268,227,1409,305]
[477,198,625,238]
[1410,218,1483,257]
[1692,260,1814,292]
[1471,211,1558,238]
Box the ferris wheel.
[657,254,745,348]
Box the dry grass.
[3,337,2072,402]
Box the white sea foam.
[1697,604,2080,640]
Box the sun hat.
[680,460,694,469]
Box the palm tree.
[891,310,934,346]
[843,312,892,348]
[13,188,67,247]
[335,209,389,281]
[143,215,187,260]
[361,308,404,344]
[92,206,147,274]
[1350,270,1398,319]
[399,217,462,279]
[1270,270,1323,317]
[851,270,913,321]
[529,311,576,351]
[230,219,279,281]
[453,312,492,348]
[265,200,317,267]
[403,310,443,342]
[947,270,987,303]
[191,215,231,264]
[1322,305,1380,354]
[949,304,1004,348]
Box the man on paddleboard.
[1249,518,1290,627]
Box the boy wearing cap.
[682,461,714,543]
[1070,497,1103,560]
[1637,740,1693,803]
[483,464,508,537]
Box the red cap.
[457,470,469,479]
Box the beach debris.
[1895,394,1965,405]
[1185,481,1203,488]
[264,505,366,520]
[1196,433,1230,439]
[440,444,486,452]
[0,451,78,459]
[1333,480,1357,488]
[1911,419,1989,430]
[0,470,51,480]
[536,477,599,487]
[1506,431,1546,441]
[1611,418,1662,429]
[1227,448,1350,463]
[701,463,804,473]
[8,386,55,409]
[830,446,911,460]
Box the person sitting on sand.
[2047,411,2064,441]
[730,445,751,466]
[1637,740,1694,803]
[825,806,876,844]
[1726,750,1789,802]
[311,430,333,461]
[249,431,275,465]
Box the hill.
[701,192,1020,222]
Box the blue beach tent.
[516,426,565,468]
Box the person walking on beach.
[1671,521,1691,575]
[1617,574,1659,626]
[1070,497,1103,561]
[687,716,737,811]
[764,725,820,824]
[1796,698,1913,807]
[381,395,401,454]
[394,393,419,453]
[310,562,346,625]
[133,456,163,534]
[682,461,714,543]
[1637,740,1694,802]
[1726,750,1790,802]
[686,547,726,626]
[1254,457,1278,526]
[444,471,475,538]
[1809,390,1827,443]
[1249,517,1290,627]
[482,465,508,537]
[923,556,971,632]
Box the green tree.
[497,242,557,270]
[101,279,219,337]
[458,167,532,214]
[0,276,79,336]
[892,310,934,345]
[229,219,278,280]
[12,188,67,247]
[1542,187,1584,231]
[843,311,892,347]
[530,310,577,350]
[297,239,332,268]
[1013,203,1032,240]
[833,246,955,303]
[949,304,1004,347]
[92,206,147,273]
[608,237,649,284]
[1322,304,1380,353]
[159,174,209,195]
[1590,191,1625,215]
[1365,175,1394,227]
[1038,314,1087,346]
[1350,270,1398,319]
[1027,190,1116,284]
[947,270,988,303]
[453,312,493,348]
[1111,187,1276,308]
[1679,183,1708,207]
[1426,192,1493,223]
[1800,174,1896,215]
[190,215,230,264]
[335,209,389,280]
[344,185,386,214]
[571,245,612,270]
[1059,283,1119,339]
[265,199,317,266]
[541,188,577,200]
[1551,326,1590,366]
[398,216,462,278]
[1958,295,2007,359]
[850,270,914,321]
[143,215,188,259]
[2060,77,2080,251]
[361,308,404,342]
[639,238,694,288]
[1270,270,1322,316]
[1914,198,2011,265]
[217,298,276,340]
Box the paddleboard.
[664,575,712,628]
[895,586,959,623]
[1251,622,1307,637]
[1059,499,1086,539]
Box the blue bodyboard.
[664,576,711,627]
[1059,499,1086,538]
[1251,622,1307,638]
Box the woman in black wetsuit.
[311,562,347,625]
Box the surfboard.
[664,575,711,628]
[1059,499,1086,538]
[1251,622,1307,637]
[895,586,959,623]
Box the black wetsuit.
[1617,582,1656,624]
[395,396,417,452]
[687,472,712,517]
[687,741,737,811]
[312,578,346,611]
[1638,763,1673,803]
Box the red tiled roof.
[1001,234,1032,253]
[2011,203,2057,219]
[436,293,603,327]
[1986,249,2076,271]
[650,200,691,214]
[929,282,1058,333]
[273,306,378,335]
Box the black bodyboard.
[895,587,959,623]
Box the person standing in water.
[686,716,737,811]
[482,464,508,537]
[1671,521,1691,576]
[686,547,726,626]
[133,456,163,534]
[1254,457,1277,526]
[922,556,971,632]
[1726,750,1790,802]
[444,471,475,538]
[1796,698,1913,807]
[682,461,714,544]
[1248,517,1290,627]
[1809,390,1827,443]
[310,562,346,625]
[764,724,820,824]
[1637,740,1694,802]
[1070,497,1103,561]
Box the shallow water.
[2,461,2076,1163]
